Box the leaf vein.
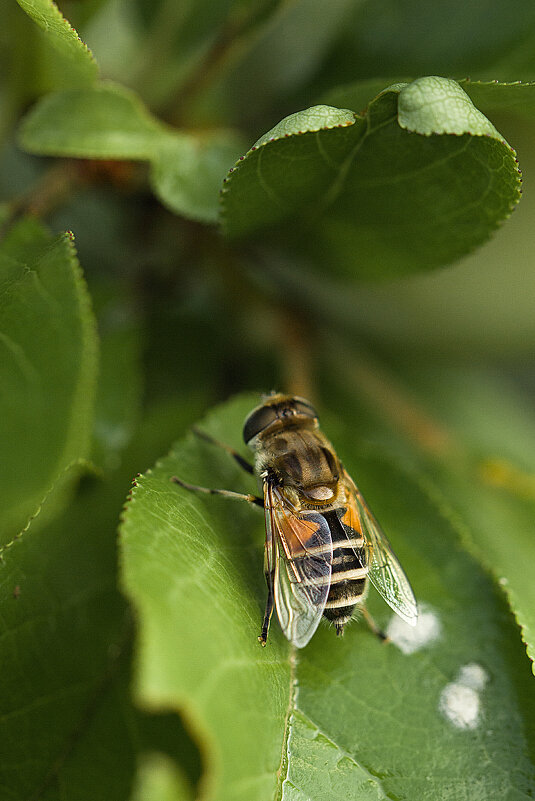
[255,147,289,210]
[0,331,40,386]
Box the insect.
[172,394,418,648]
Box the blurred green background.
[2,1,535,799]
[2,0,535,416]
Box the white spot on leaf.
[457,662,488,692]
[386,604,441,654]
[439,663,489,730]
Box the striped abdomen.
[321,509,369,628]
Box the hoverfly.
[172,394,418,648]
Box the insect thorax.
[253,426,341,498]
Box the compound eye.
[243,405,278,443]
[292,398,318,419]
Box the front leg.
[192,427,254,475]
[258,570,275,646]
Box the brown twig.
[278,308,315,401]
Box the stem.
[332,341,458,459]
[278,307,315,402]
[167,0,275,125]
[0,161,79,239]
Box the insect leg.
[258,570,275,646]
[192,427,254,475]
[171,476,263,507]
[361,605,389,642]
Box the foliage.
[1,1,535,799]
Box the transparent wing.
[344,473,418,626]
[266,484,333,648]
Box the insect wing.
[266,484,333,648]
[344,474,418,626]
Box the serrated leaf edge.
[0,457,98,557]
[16,0,98,78]
[218,107,358,231]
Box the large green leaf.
[0,220,98,543]
[15,0,98,87]
[120,395,535,800]
[221,77,521,280]
[18,83,245,223]
[264,116,535,359]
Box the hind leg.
[361,606,389,642]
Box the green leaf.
[291,116,535,358]
[19,83,245,223]
[221,104,361,237]
[0,474,134,800]
[0,220,98,543]
[18,83,164,159]
[397,76,500,136]
[221,77,521,280]
[15,0,98,87]
[151,132,245,223]
[120,395,535,800]
[461,79,535,119]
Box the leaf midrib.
[275,648,297,801]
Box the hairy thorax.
[255,427,341,501]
